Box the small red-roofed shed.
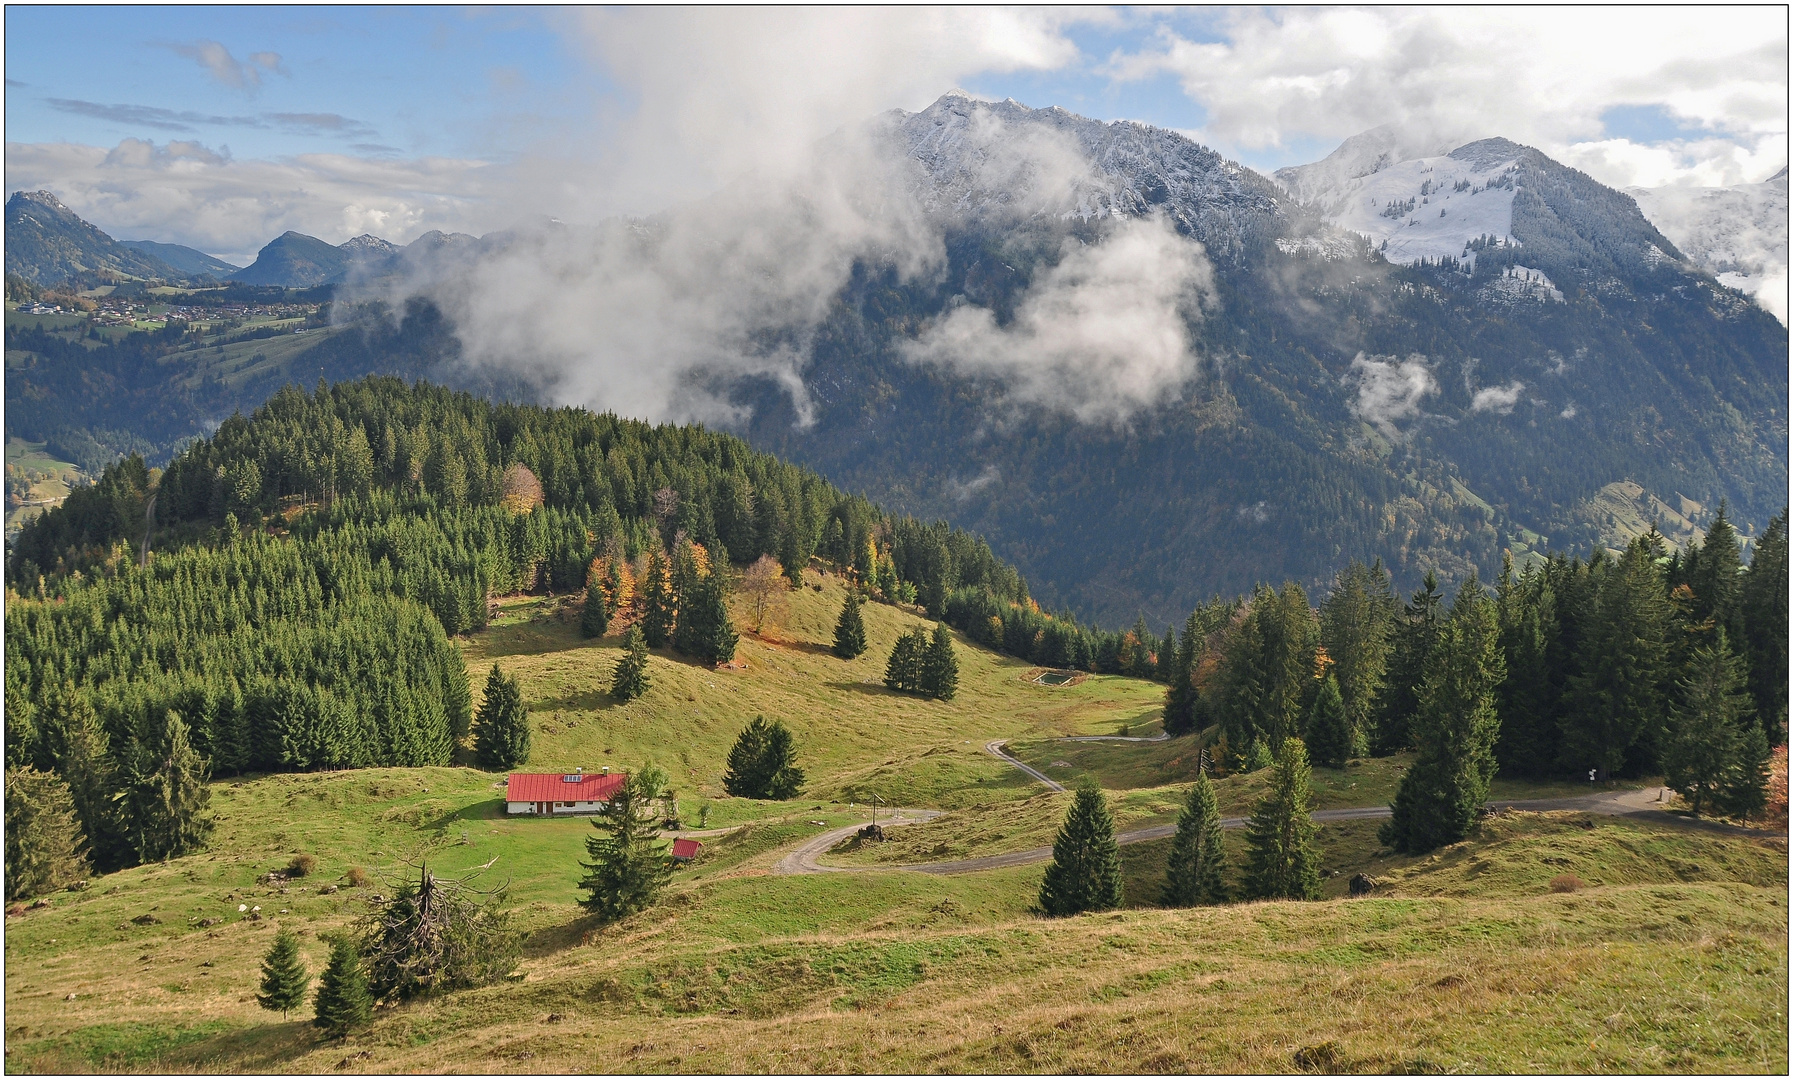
[670,838,702,862]
[506,769,626,815]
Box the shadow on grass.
[523,910,607,959]
[825,680,902,697]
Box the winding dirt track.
[771,746,1768,877]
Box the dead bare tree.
[359,861,520,1001]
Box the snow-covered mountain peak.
[879,92,1297,261]
[1627,168,1790,324]
[340,234,399,256]
[1273,130,1525,267]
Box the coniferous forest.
[6,376,1786,875]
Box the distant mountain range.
[4,97,1785,626]
[3,192,479,290]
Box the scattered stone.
[131,914,159,925]
[545,1013,564,1022]
[29,898,52,910]
[65,880,88,892]
[1348,873,1376,896]
[64,993,77,1001]
[197,918,220,927]
[115,923,129,931]
[248,911,264,921]
[238,904,249,912]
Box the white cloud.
[1109,8,1787,189]
[1347,353,1437,438]
[550,7,1094,218]
[4,138,496,263]
[904,216,1213,425]
[170,40,285,92]
[1471,381,1526,414]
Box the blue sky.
[5,7,1784,260]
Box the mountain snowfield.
[1277,128,1788,323]
[1628,168,1789,325]
[1274,126,1521,267]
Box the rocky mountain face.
[1628,167,1789,325]
[5,190,184,285]
[732,99,1786,622]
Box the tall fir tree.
[1684,502,1747,647]
[1038,781,1124,916]
[3,767,90,901]
[884,628,927,693]
[1161,769,1228,906]
[256,929,312,1019]
[580,582,611,639]
[1740,509,1789,743]
[832,587,868,659]
[1242,737,1322,900]
[474,664,531,770]
[53,687,127,873]
[1493,555,1560,777]
[611,624,651,702]
[1665,629,1756,816]
[640,548,674,648]
[1304,674,1353,769]
[1319,560,1397,754]
[577,766,674,923]
[921,625,959,700]
[313,937,372,1038]
[1565,539,1669,778]
[677,571,738,666]
[119,709,214,864]
[721,716,805,799]
[1374,571,1443,755]
[1380,576,1505,854]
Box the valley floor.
[4,576,1785,1073]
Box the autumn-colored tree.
[739,554,791,636]
[498,463,544,515]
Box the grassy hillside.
[3,572,1785,1074]
[464,570,1165,811]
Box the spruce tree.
[256,929,312,1019]
[3,767,90,901]
[1161,770,1227,906]
[1319,560,1396,751]
[1243,738,1322,900]
[1038,781,1124,916]
[921,625,959,700]
[474,664,531,770]
[832,588,867,659]
[577,766,674,923]
[1740,509,1789,743]
[1565,539,1669,778]
[640,549,673,648]
[120,709,214,864]
[580,582,611,639]
[884,628,927,693]
[1686,502,1746,646]
[1380,577,1505,855]
[1666,630,1759,816]
[678,572,738,666]
[611,625,650,702]
[313,937,372,1038]
[1304,674,1353,769]
[1375,571,1442,754]
[721,716,805,799]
